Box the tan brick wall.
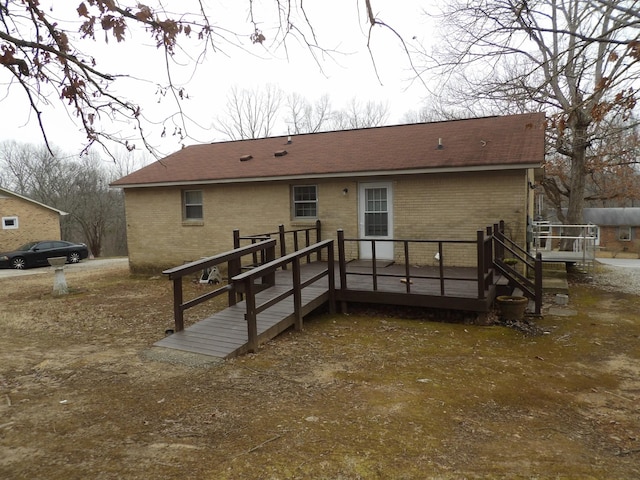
[0,194,61,251]
[124,170,531,272]
[599,226,640,255]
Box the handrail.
[233,219,322,269]
[232,239,335,353]
[337,230,490,299]
[493,221,542,315]
[163,239,277,332]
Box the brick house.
[111,113,545,273]
[583,208,640,256]
[0,187,67,251]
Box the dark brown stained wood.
[153,261,495,360]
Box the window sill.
[182,220,204,226]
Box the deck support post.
[316,219,322,262]
[292,257,303,331]
[337,229,348,313]
[279,225,287,269]
[476,230,485,299]
[245,280,258,353]
[534,253,543,315]
[172,277,184,332]
[327,241,336,315]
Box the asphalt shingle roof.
[111,113,545,187]
[583,208,640,226]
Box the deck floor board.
[154,261,494,359]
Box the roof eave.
[112,163,541,189]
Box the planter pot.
[496,295,528,321]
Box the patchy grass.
[0,264,639,479]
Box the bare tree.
[285,93,332,134]
[0,1,334,154]
[329,98,390,130]
[0,140,126,255]
[213,85,283,140]
[422,0,640,226]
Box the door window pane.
[364,188,388,236]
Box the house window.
[183,190,203,220]
[293,185,317,219]
[2,216,18,229]
[618,226,631,241]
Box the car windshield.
[17,242,39,251]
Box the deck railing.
[493,221,543,315]
[231,239,336,353]
[233,220,322,269]
[337,229,495,301]
[162,239,277,332]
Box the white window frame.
[183,190,203,221]
[2,216,19,230]
[292,185,318,219]
[618,226,631,241]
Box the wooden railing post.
[535,253,543,315]
[233,229,240,249]
[327,241,336,315]
[477,230,485,299]
[337,229,348,312]
[278,224,287,269]
[263,242,276,286]
[316,219,322,262]
[438,241,445,295]
[245,280,258,353]
[292,257,303,331]
[371,241,378,291]
[404,241,411,293]
[228,257,241,306]
[173,277,184,332]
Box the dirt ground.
[1,262,639,479]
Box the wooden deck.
[154,222,541,360]
[154,269,330,358]
[154,261,494,359]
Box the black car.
[0,240,89,269]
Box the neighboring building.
[583,208,640,255]
[111,113,545,273]
[0,187,67,251]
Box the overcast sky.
[0,1,436,157]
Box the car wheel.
[11,257,26,269]
[68,252,81,263]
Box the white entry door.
[358,182,394,260]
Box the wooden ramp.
[154,282,329,359]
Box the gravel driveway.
[592,258,640,295]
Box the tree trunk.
[561,118,589,251]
